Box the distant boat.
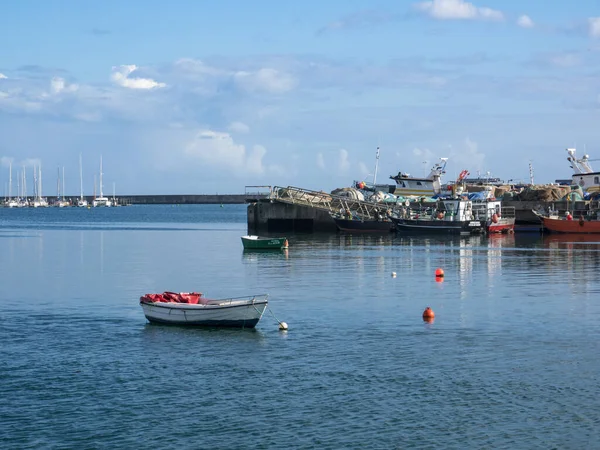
[77,153,88,207]
[93,155,112,207]
[241,235,288,250]
[139,292,269,328]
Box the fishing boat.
[241,235,288,250]
[389,197,486,235]
[140,292,268,328]
[565,147,600,193]
[533,209,600,233]
[331,212,394,233]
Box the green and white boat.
[241,235,288,250]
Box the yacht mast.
[99,155,104,198]
[373,146,380,186]
[79,153,84,201]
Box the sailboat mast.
[373,146,380,186]
[79,153,84,200]
[62,166,65,201]
[99,155,103,198]
[8,161,12,200]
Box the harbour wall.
[40,194,255,205]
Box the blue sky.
[1,0,600,195]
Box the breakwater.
[36,194,262,205]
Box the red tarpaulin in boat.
[140,292,203,304]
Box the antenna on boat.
[373,146,380,186]
[529,161,534,185]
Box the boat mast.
[373,146,380,186]
[62,166,65,201]
[529,161,534,185]
[8,161,12,200]
[99,155,104,198]
[79,153,84,201]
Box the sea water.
[1,205,599,449]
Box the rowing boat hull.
[241,236,287,250]
[140,299,268,328]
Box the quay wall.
[247,201,338,233]
[52,194,253,205]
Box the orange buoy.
[566,213,573,221]
[422,307,435,321]
[435,268,444,278]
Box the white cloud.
[228,121,250,133]
[111,65,166,89]
[415,0,504,21]
[234,68,296,94]
[589,17,600,38]
[449,137,485,174]
[517,15,534,28]
[0,73,7,79]
[184,129,266,175]
[338,149,350,173]
[317,152,325,170]
[50,77,78,94]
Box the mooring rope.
[252,304,284,328]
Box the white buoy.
[391,272,397,278]
[279,321,288,331]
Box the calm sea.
[1,205,599,449]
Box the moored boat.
[389,197,510,235]
[241,235,288,250]
[139,291,269,328]
[332,214,394,233]
[533,209,600,233]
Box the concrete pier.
[247,200,337,233]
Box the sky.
[1,0,600,195]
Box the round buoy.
[279,321,288,331]
[435,268,444,278]
[422,307,435,321]
[566,212,573,221]
[391,272,397,278]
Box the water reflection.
[242,248,289,262]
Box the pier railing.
[245,185,272,202]
[270,186,392,220]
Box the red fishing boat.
[534,210,600,233]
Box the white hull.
[77,200,89,207]
[140,296,268,328]
[93,197,112,207]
